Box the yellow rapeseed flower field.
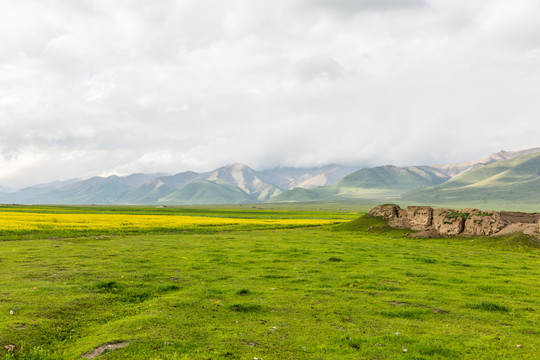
[0,211,345,238]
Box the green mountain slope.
[23,174,156,205]
[337,165,449,189]
[402,150,540,208]
[272,187,326,202]
[273,165,449,202]
[118,172,201,204]
[157,180,251,205]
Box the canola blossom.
[0,211,345,239]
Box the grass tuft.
[235,288,251,296]
[228,303,264,313]
[92,280,125,293]
[467,301,510,312]
[328,257,344,262]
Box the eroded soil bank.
[369,204,540,237]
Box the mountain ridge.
[0,163,358,205]
[432,148,540,178]
[1,148,539,206]
[402,150,540,209]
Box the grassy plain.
[0,206,538,359]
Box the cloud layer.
[1,0,540,187]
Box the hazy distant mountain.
[274,165,450,202]
[0,163,356,205]
[0,178,82,203]
[28,178,81,190]
[2,149,539,205]
[257,164,360,189]
[157,180,252,205]
[273,148,540,204]
[0,174,157,204]
[432,148,540,178]
[50,174,159,204]
[204,163,268,194]
[118,164,281,204]
[116,163,352,204]
[118,171,202,204]
[0,185,17,193]
[336,165,449,190]
[402,150,540,208]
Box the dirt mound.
[369,205,540,237]
[495,223,538,236]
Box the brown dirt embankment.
[369,204,540,237]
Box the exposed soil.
[494,223,538,236]
[499,212,540,224]
[370,204,540,238]
[82,342,129,359]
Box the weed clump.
[446,212,471,221]
[235,288,251,296]
[91,281,180,303]
[328,257,344,262]
[228,303,263,313]
[92,280,124,294]
[467,301,510,312]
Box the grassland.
[0,206,538,359]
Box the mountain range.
[0,164,359,205]
[402,149,540,209]
[1,148,539,208]
[274,148,540,203]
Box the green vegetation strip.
[0,205,359,220]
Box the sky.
[1,0,540,188]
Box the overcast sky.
[1,0,540,188]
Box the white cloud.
[476,0,540,51]
[0,0,539,187]
[295,0,427,14]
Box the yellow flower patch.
[0,211,344,236]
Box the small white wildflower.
[9,310,14,315]
[403,348,408,352]
[395,332,401,336]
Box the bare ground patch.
[82,342,129,359]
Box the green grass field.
[0,206,538,359]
